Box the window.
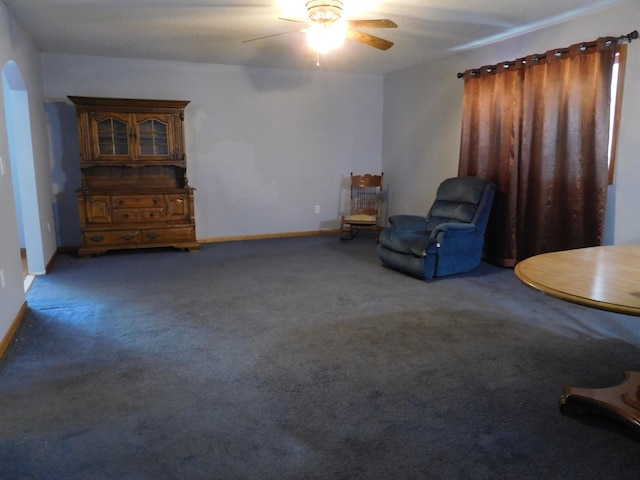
[608,44,627,184]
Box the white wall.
[383,1,640,245]
[0,2,57,342]
[41,55,384,244]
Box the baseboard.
[199,229,340,244]
[0,301,28,360]
[57,230,343,251]
[45,250,58,274]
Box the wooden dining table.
[515,245,640,431]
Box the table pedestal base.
[560,371,640,431]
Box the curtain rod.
[456,30,638,79]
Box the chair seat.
[343,214,377,224]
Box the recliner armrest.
[431,222,478,236]
[388,215,428,231]
[431,222,482,244]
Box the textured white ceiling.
[2,0,631,74]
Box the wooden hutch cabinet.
[70,96,199,256]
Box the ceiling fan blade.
[243,29,303,44]
[347,19,397,29]
[346,30,394,50]
[278,17,308,24]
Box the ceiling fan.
[243,0,398,55]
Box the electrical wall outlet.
[315,205,320,213]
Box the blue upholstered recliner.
[378,176,496,279]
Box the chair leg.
[340,220,386,241]
[340,224,357,241]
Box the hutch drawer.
[113,207,166,224]
[112,194,164,208]
[83,229,141,246]
[141,226,196,244]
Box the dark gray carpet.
[1,235,640,479]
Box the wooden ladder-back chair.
[340,172,384,241]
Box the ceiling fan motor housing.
[306,0,344,25]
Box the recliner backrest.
[426,176,494,232]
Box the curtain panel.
[458,37,619,266]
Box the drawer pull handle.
[153,199,158,204]
[124,214,129,218]
[150,213,154,218]
[90,235,104,243]
[121,234,136,241]
[146,233,160,239]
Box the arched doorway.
[2,60,46,284]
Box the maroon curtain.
[458,64,523,266]
[458,37,619,266]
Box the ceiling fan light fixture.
[306,0,343,25]
[246,0,395,59]
[307,20,347,53]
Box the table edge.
[514,261,640,317]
